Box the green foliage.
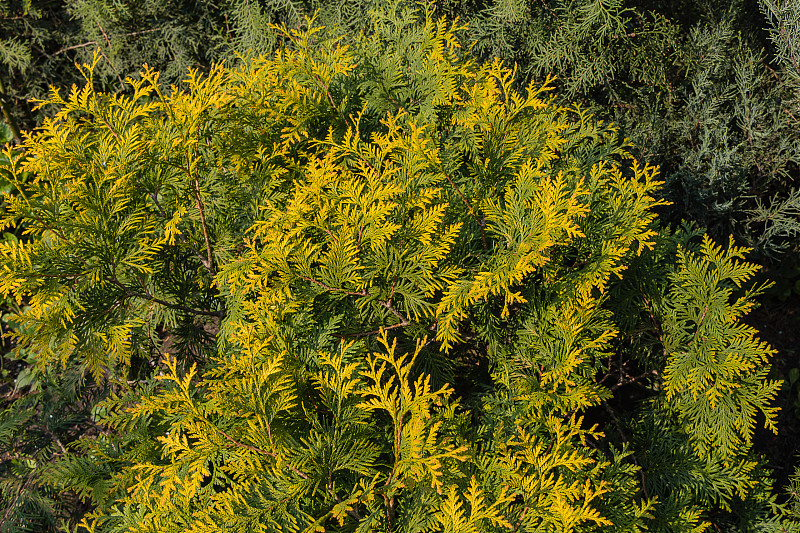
[0,0,231,136]
[2,0,799,263]
[0,6,795,532]
[0,362,97,532]
[0,0,398,137]
[0,54,228,382]
[789,465,800,522]
[444,0,800,259]
[759,0,800,82]
[661,235,780,460]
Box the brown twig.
[300,275,411,333]
[217,428,309,479]
[95,23,125,90]
[610,369,659,391]
[217,428,269,454]
[30,44,52,60]
[689,304,709,346]
[309,70,359,136]
[51,41,99,57]
[765,0,800,78]
[96,22,113,48]
[442,171,487,248]
[192,176,215,275]
[177,148,216,276]
[128,291,224,317]
[335,322,409,339]
[107,274,224,317]
[383,494,396,532]
[299,276,367,297]
[32,425,67,454]
[0,472,35,527]
[512,504,529,532]
[122,28,163,39]
[329,486,362,521]
[539,0,558,18]
[148,191,214,270]
[378,300,410,327]
[50,28,163,58]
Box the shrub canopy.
[0,9,792,532]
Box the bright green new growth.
[662,235,781,460]
[0,7,790,532]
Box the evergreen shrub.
[0,7,795,532]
